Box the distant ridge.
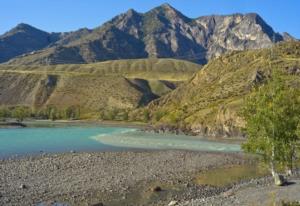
[1,3,296,65]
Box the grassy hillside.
[2,58,199,81]
[139,41,300,137]
[0,58,201,119]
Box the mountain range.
[0,3,295,65]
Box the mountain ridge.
[1,4,296,65]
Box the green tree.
[106,108,118,120]
[143,109,150,122]
[12,106,30,122]
[49,107,58,121]
[0,107,10,121]
[64,106,80,120]
[98,110,105,120]
[241,73,300,178]
[154,110,166,122]
[121,110,129,121]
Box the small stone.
[185,183,191,187]
[19,184,27,189]
[168,200,178,206]
[91,203,104,206]
[152,186,162,192]
[223,189,234,197]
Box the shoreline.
[7,119,245,143]
[23,119,148,129]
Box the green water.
[195,163,268,187]
[0,125,240,157]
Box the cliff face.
[145,41,300,137]
[3,4,293,65]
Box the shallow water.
[195,163,268,187]
[0,125,240,157]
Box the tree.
[106,108,118,120]
[12,106,30,122]
[143,109,150,122]
[0,107,9,121]
[64,106,81,120]
[241,72,300,178]
[121,110,129,121]
[49,107,58,121]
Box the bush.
[11,106,31,122]
[154,110,166,121]
[0,107,10,120]
[143,109,150,122]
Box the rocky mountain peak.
[14,23,34,30]
[160,3,174,10]
[3,23,45,37]
[148,3,189,20]
[244,13,283,42]
[107,8,143,38]
[125,8,139,16]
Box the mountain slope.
[0,23,62,63]
[5,4,294,65]
[141,41,300,137]
[0,58,201,118]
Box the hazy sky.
[1,0,299,38]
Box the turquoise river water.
[0,125,241,157]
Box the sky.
[1,0,299,38]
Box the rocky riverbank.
[1,150,299,206]
[0,150,246,206]
[180,175,300,206]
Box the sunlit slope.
[143,41,300,137]
[0,58,201,114]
